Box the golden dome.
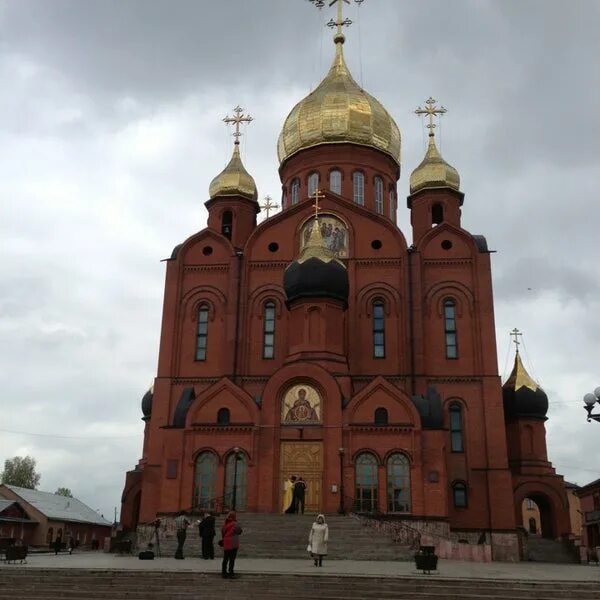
[277,36,401,166]
[410,133,460,194]
[208,144,258,201]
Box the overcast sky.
[1,0,598,521]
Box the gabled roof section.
[4,485,111,526]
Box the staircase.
[0,569,598,600]
[526,536,579,563]
[155,513,414,560]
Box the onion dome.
[208,144,257,201]
[409,132,460,194]
[141,385,154,421]
[284,216,349,307]
[502,352,548,420]
[277,33,400,166]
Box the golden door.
[280,441,323,513]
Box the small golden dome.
[277,38,401,166]
[208,144,258,201]
[409,133,460,194]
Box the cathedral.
[120,4,571,561]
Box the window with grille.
[353,171,365,205]
[263,301,276,359]
[373,300,385,358]
[291,179,300,205]
[196,305,209,361]
[449,404,464,452]
[374,177,384,214]
[330,170,342,194]
[444,299,458,359]
[308,172,319,197]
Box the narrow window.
[374,177,384,214]
[194,452,217,509]
[355,453,378,512]
[221,210,232,240]
[389,190,396,220]
[353,171,365,205]
[330,170,342,194]
[217,408,230,425]
[373,299,385,358]
[281,190,287,210]
[291,179,300,205]
[374,407,388,426]
[387,453,411,512]
[449,404,464,452]
[196,304,209,361]
[432,202,444,225]
[308,172,319,197]
[452,482,467,508]
[263,301,276,359]
[444,299,458,359]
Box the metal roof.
[4,485,111,526]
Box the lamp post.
[338,447,345,514]
[232,447,241,511]
[583,388,600,423]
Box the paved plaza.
[2,552,599,582]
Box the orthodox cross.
[260,195,279,219]
[414,97,447,135]
[510,328,523,353]
[308,0,365,33]
[223,105,253,145]
[310,188,325,220]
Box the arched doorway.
[224,451,247,511]
[194,451,218,509]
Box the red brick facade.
[121,64,571,565]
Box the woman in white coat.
[308,514,328,567]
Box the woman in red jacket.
[221,511,242,578]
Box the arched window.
[217,407,230,425]
[196,304,209,361]
[46,527,54,544]
[374,177,384,214]
[291,179,300,205]
[355,452,378,512]
[329,169,342,194]
[387,453,411,512]
[263,301,276,359]
[452,481,467,508]
[444,299,458,359]
[353,171,365,205]
[432,202,444,225]
[372,299,385,358]
[389,189,396,220]
[374,407,388,426]
[194,451,218,509]
[308,172,319,197]
[449,404,464,452]
[224,451,247,511]
[281,190,287,210]
[221,210,233,240]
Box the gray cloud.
[1,0,599,518]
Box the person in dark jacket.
[293,477,307,515]
[174,512,190,559]
[221,511,242,579]
[198,511,216,559]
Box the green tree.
[0,456,41,489]
[55,487,73,497]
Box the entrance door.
[280,442,323,513]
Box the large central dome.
[277,35,401,166]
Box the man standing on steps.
[174,511,190,559]
[294,477,307,515]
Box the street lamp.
[583,387,600,423]
[232,447,241,511]
[338,447,345,514]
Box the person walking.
[293,477,307,515]
[220,511,242,579]
[198,511,216,559]
[68,536,75,555]
[174,512,190,559]
[54,532,62,555]
[308,514,328,567]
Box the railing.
[340,495,422,550]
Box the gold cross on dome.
[327,0,352,35]
[310,188,325,220]
[223,105,253,144]
[414,97,447,135]
[260,195,279,219]
[510,328,523,353]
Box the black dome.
[502,353,548,420]
[284,257,349,307]
[141,387,153,420]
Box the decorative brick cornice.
[188,424,255,433]
[423,259,472,267]
[184,264,229,273]
[426,377,483,384]
[250,261,288,270]
[172,377,220,386]
[354,258,403,268]
[348,424,413,433]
